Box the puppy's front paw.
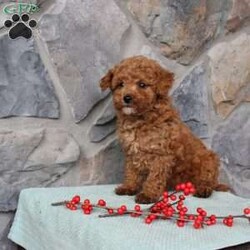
[194,186,213,198]
[135,192,158,204]
[115,185,138,196]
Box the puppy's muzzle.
[123,95,133,104]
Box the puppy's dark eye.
[138,81,147,88]
[118,81,124,88]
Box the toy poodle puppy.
[100,56,226,204]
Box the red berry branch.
[51,182,250,229]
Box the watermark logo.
[2,1,39,39]
[3,2,40,15]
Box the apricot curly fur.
[100,56,226,204]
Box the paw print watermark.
[4,13,37,39]
[2,2,39,40]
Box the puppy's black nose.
[123,95,133,104]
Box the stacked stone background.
[0,0,249,248]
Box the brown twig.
[51,201,68,206]
[51,200,249,221]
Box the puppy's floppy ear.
[156,68,174,98]
[100,69,114,91]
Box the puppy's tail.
[214,183,230,192]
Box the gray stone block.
[172,64,209,139]
[84,139,124,184]
[95,99,116,126]
[208,33,250,118]
[89,119,116,143]
[125,0,229,64]
[0,35,59,119]
[88,98,117,143]
[39,0,130,122]
[0,128,80,211]
[0,213,17,250]
[212,105,250,198]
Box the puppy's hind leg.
[193,152,219,198]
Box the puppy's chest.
[119,125,171,155]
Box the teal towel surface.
[8,185,250,250]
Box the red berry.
[120,205,127,211]
[156,202,162,208]
[226,216,233,224]
[169,206,175,212]
[117,208,124,215]
[162,208,168,213]
[177,220,185,227]
[188,215,195,220]
[211,219,216,225]
[180,183,186,190]
[201,210,207,217]
[160,202,166,209]
[210,214,216,220]
[98,199,106,206]
[179,211,186,216]
[175,184,181,191]
[84,199,90,204]
[193,222,201,229]
[197,215,204,221]
[84,209,91,214]
[163,191,168,198]
[163,197,168,203]
[189,187,196,194]
[223,218,228,225]
[71,204,76,210]
[134,205,141,212]
[145,217,152,224]
[206,220,212,226]
[179,215,185,220]
[72,195,80,204]
[167,211,173,217]
[82,204,89,209]
[108,209,114,214]
[197,207,203,214]
[183,188,190,196]
[177,205,182,211]
[162,208,171,216]
[178,201,184,206]
[182,207,188,213]
[244,208,250,215]
[167,210,174,217]
[223,217,233,227]
[170,195,177,201]
[179,195,185,200]
[186,182,193,188]
[66,202,72,209]
[151,207,158,213]
[149,214,157,220]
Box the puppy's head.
[100,56,174,116]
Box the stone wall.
[0,0,249,248]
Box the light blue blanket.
[8,185,250,250]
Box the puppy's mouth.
[122,107,136,115]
